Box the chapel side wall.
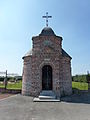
[22,56,32,96]
[62,57,72,96]
[53,56,62,98]
[30,55,42,97]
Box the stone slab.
[33,97,60,102]
[39,95,56,99]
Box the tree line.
[72,74,90,83]
[0,76,22,82]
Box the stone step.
[39,90,56,99]
[33,90,60,102]
[39,95,56,99]
[33,97,60,102]
[40,90,55,96]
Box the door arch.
[42,65,52,90]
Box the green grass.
[0,81,89,90]
[0,84,5,88]
[72,81,88,90]
[88,83,90,89]
[7,81,22,89]
[0,80,22,90]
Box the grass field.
[0,80,22,90]
[72,81,88,90]
[0,81,89,90]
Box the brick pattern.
[22,34,72,98]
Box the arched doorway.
[42,65,52,90]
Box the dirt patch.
[0,93,14,100]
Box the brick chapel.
[22,14,72,98]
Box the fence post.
[4,70,8,90]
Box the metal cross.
[42,12,52,27]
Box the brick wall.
[22,29,72,98]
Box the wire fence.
[0,70,19,90]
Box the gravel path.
[0,93,14,100]
[0,94,90,120]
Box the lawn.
[0,80,22,90]
[0,81,89,90]
[72,81,88,90]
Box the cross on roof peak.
[42,12,52,27]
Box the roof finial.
[42,12,52,27]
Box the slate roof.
[62,49,72,59]
[22,49,32,59]
[39,27,56,36]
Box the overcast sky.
[0,0,90,75]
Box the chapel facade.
[22,26,72,98]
